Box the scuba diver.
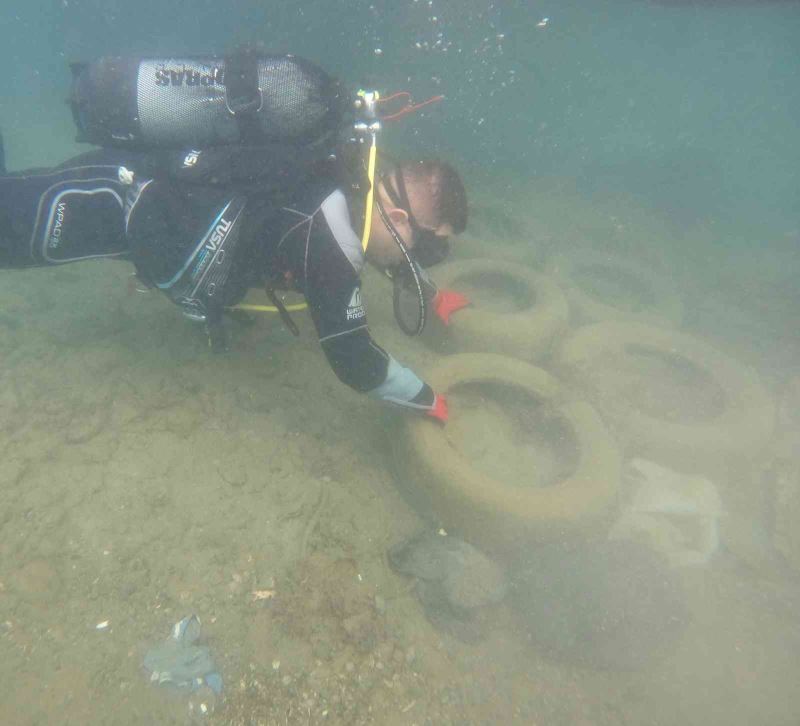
[0,53,469,423]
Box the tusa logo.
[49,202,67,249]
[182,150,201,168]
[155,66,225,88]
[206,218,232,251]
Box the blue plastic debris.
[143,615,222,695]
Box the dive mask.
[374,163,450,335]
[379,164,450,270]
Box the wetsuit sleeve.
[302,191,435,411]
[0,152,136,268]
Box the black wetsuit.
[0,148,434,410]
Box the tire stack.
[396,239,778,561]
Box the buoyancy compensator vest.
[68,52,356,333]
[69,52,349,151]
[65,52,428,343]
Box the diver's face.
[366,177,453,270]
[366,202,414,269]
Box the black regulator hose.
[375,196,427,336]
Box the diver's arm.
[0,151,137,268]
[318,323,436,410]
[303,201,442,416]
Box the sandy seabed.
[1,168,800,725]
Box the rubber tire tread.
[432,259,569,361]
[546,251,683,327]
[395,353,622,555]
[556,321,776,467]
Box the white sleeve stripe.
[382,397,431,411]
[320,189,365,273]
[319,324,369,343]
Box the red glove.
[426,394,449,424]
[432,289,470,325]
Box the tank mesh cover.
[135,56,339,147]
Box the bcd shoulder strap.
[224,50,263,145]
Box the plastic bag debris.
[143,615,222,695]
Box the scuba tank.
[69,52,349,150]
[68,52,440,338]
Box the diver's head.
[365,158,468,271]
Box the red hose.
[377,92,444,122]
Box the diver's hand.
[433,289,470,325]
[426,394,449,425]
[407,383,448,424]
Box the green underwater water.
[1,1,800,725]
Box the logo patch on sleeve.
[346,287,366,321]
